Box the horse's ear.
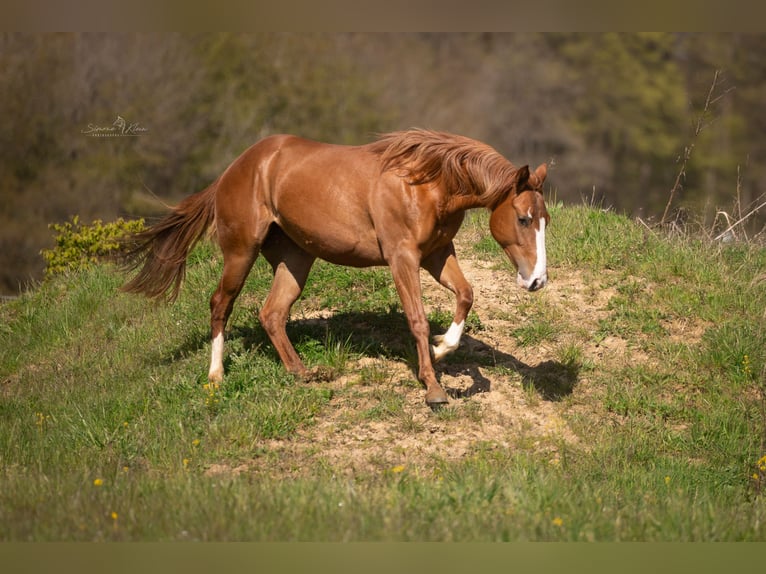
[514,165,530,193]
[534,163,547,183]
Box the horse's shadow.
[435,336,579,402]
[170,309,579,402]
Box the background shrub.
[41,216,144,278]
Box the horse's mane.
[370,128,518,208]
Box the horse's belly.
[277,217,385,267]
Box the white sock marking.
[432,320,464,361]
[208,332,224,381]
[444,320,464,348]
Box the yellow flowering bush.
[41,215,144,278]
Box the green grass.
[2,204,766,540]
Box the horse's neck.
[444,192,489,214]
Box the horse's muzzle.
[517,272,547,292]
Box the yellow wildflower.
[743,355,752,377]
[93,478,104,487]
[391,465,405,473]
[204,382,221,407]
[111,511,118,521]
[552,517,564,527]
[35,412,50,432]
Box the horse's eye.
[518,216,532,228]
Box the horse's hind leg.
[422,243,474,362]
[260,227,316,377]
[208,246,259,383]
[207,207,272,383]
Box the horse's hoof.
[431,333,458,363]
[425,388,449,409]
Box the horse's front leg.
[422,243,473,362]
[389,253,449,407]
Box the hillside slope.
[1,205,765,540]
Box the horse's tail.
[121,184,217,302]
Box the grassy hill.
[1,204,765,541]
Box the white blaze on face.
[532,216,547,286]
[516,211,547,291]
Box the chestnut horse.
[122,129,549,406]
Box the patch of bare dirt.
[209,236,690,479]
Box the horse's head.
[489,163,549,291]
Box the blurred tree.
[546,33,688,215]
[0,33,209,292]
[0,33,391,293]
[676,33,766,230]
[1,32,765,295]
[190,33,388,181]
